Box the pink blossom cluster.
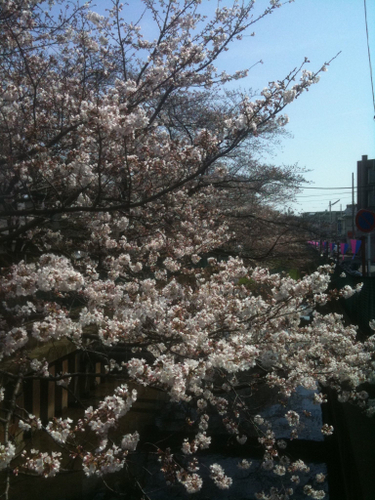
[23,450,62,478]
[81,384,137,437]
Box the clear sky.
[234,0,375,215]
[200,0,375,214]
[95,0,375,213]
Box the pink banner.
[350,239,361,258]
[340,243,349,260]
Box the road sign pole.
[361,237,366,276]
[368,233,372,277]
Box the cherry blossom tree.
[0,1,373,499]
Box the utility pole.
[352,172,355,236]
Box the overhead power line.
[298,186,356,190]
[298,186,375,194]
[295,193,354,199]
[364,0,375,118]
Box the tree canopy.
[0,1,373,499]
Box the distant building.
[301,210,341,240]
[338,204,357,240]
[302,155,375,243]
[357,155,375,211]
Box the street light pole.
[329,199,340,250]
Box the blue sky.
[236,0,375,214]
[93,0,375,213]
[201,0,375,214]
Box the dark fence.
[331,269,375,336]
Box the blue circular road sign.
[355,209,375,233]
